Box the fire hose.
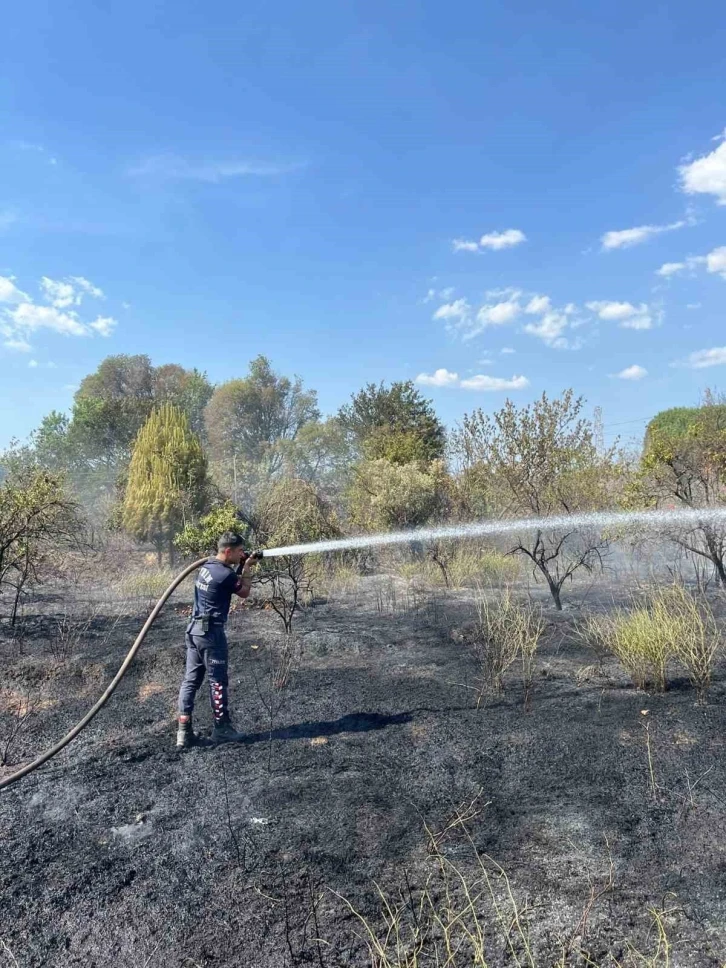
[1,556,213,792]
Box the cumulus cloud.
[478,299,521,327]
[128,154,301,182]
[453,229,526,253]
[681,346,726,369]
[2,337,32,352]
[41,275,104,308]
[459,374,529,391]
[415,368,460,387]
[704,245,726,279]
[616,364,648,380]
[523,311,570,347]
[525,295,551,314]
[587,300,653,330]
[655,262,686,277]
[415,369,528,391]
[601,220,687,250]
[679,140,726,205]
[433,299,471,322]
[0,276,29,304]
[1,273,116,350]
[28,359,38,368]
[89,316,117,337]
[501,347,515,354]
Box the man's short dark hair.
[217,531,244,551]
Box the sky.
[1,0,725,452]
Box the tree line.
[1,353,725,613]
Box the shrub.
[472,589,544,701]
[582,585,722,699]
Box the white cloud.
[3,337,32,352]
[523,311,569,348]
[679,140,726,205]
[682,346,726,369]
[704,245,726,279]
[478,299,521,327]
[601,220,686,250]
[40,275,104,308]
[655,262,686,277]
[89,316,117,337]
[587,300,653,329]
[8,303,88,337]
[28,359,38,368]
[415,368,460,387]
[501,347,515,354]
[453,229,526,253]
[460,374,529,391]
[0,276,29,304]
[686,303,702,309]
[616,364,648,380]
[479,229,526,250]
[128,154,300,182]
[415,369,528,391]
[525,294,551,314]
[433,299,471,322]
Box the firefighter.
[176,532,261,748]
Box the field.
[1,550,726,967]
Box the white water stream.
[261,507,726,559]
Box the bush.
[582,585,722,699]
[175,501,251,559]
[472,590,544,701]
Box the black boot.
[211,714,245,744]
[176,715,200,749]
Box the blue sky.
[1,0,725,451]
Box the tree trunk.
[168,534,176,568]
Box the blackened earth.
[1,576,725,967]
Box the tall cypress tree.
[122,403,208,564]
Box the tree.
[0,455,82,623]
[629,392,726,585]
[451,390,619,609]
[204,356,320,501]
[346,459,451,532]
[71,354,156,462]
[337,381,446,463]
[276,418,354,505]
[253,478,341,634]
[122,404,209,564]
[153,364,214,439]
[175,501,252,559]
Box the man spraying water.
[176,532,263,748]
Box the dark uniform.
[177,557,242,724]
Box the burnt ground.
[1,573,726,967]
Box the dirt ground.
[1,568,725,967]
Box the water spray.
[3,506,726,791]
[260,507,726,559]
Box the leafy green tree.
[346,459,451,532]
[630,392,726,585]
[452,390,620,609]
[337,381,445,463]
[276,418,353,504]
[153,364,214,439]
[71,354,156,462]
[204,356,320,501]
[0,454,82,623]
[253,477,341,633]
[175,501,252,559]
[122,404,209,564]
